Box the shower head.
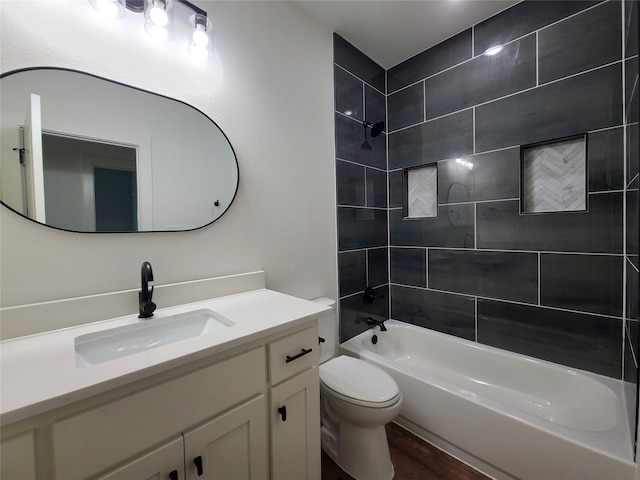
[360,121,374,150]
[370,121,384,137]
[363,120,385,137]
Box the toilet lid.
[319,356,399,404]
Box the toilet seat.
[320,356,400,408]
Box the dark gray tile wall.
[333,0,638,443]
[473,1,600,55]
[334,34,389,341]
[537,1,621,84]
[477,299,622,377]
[425,34,536,120]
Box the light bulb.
[144,0,173,41]
[189,44,209,60]
[149,3,168,26]
[96,0,118,17]
[192,25,209,48]
[89,0,125,18]
[147,24,169,41]
[189,14,212,59]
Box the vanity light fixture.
[89,0,213,59]
[484,44,504,56]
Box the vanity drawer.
[269,325,318,385]
[52,346,266,480]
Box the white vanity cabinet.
[182,395,267,479]
[268,326,321,480]
[0,321,320,480]
[0,430,37,480]
[97,396,267,480]
[94,437,185,480]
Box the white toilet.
[313,298,402,480]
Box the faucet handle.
[363,286,384,304]
[139,300,156,317]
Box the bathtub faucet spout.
[366,317,387,332]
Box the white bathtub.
[340,320,636,480]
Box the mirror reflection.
[0,68,238,232]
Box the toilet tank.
[312,298,336,363]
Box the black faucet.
[366,317,387,332]
[138,261,156,318]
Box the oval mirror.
[0,68,238,232]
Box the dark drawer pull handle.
[194,456,204,476]
[278,405,287,421]
[169,470,179,480]
[286,348,312,363]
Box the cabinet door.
[184,396,268,480]
[1,430,37,480]
[270,368,320,480]
[95,437,184,480]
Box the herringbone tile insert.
[407,165,437,218]
[522,137,586,213]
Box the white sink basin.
[74,309,234,367]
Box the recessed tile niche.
[406,165,437,218]
[521,135,587,214]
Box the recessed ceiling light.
[484,45,504,56]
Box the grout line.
[365,249,370,287]
[472,107,476,154]
[473,202,477,249]
[590,189,627,195]
[538,252,541,306]
[362,81,366,120]
[337,204,388,210]
[436,190,622,208]
[388,283,625,320]
[388,107,474,134]
[471,25,475,58]
[390,245,625,257]
[627,256,640,273]
[627,75,639,125]
[588,124,626,134]
[336,157,387,173]
[537,0,608,33]
[334,63,385,96]
[339,290,366,301]
[363,168,368,207]
[536,31,540,87]
[474,296,478,342]
[423,80,427,123]
[629,326,638,368]
[425,248,429,289]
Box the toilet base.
[322,422,394,480]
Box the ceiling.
[292,0,520,69]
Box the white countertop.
[1,289,330,426]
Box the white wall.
[0,1,337,317]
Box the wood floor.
[321,423,491,480]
